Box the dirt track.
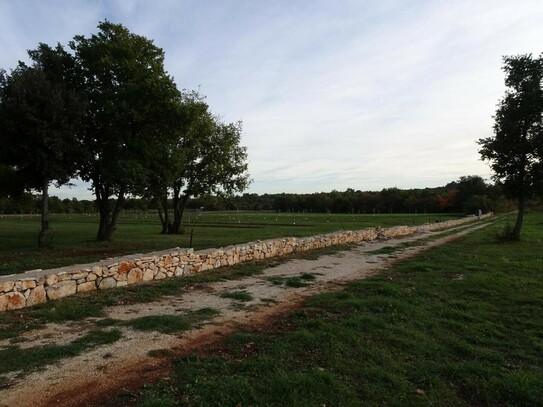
[0,222,490,407]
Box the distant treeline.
[0,176,526,216]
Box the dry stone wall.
[0,214,491,312]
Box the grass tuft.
[220,290,253,302]
[125,308,219,334]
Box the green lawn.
[0,211,461,275]
[131,212,543,407]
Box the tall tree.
[478,54,543,239]
[0,44,84,247]
[70,21,180,241]
[147,91,250,235]
[158,93,250,234]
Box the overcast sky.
[1,0,542,199]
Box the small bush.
[495,223,519,242]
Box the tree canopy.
[70,21,182,241]
[478,54,543,239]
[148,91,250,234]
[0,21,250,242]
[0,43,84,246]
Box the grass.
[0,211,464,274]
[367,241,418,255]
[267,272,317,288]
[0,329,121,387]
[130,211,543,407]
[124,308,219,334]
[220,290,253,302]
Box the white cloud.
[1,0,542,198]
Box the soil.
[0,222,490,407]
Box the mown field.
[131,212,543,407]
[0,211,461,275]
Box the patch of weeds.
[125,308,219,334]
[148,348,176,358]
[495,222,518,242]
[285,277,307,288]
[268,274,315,288]
[31,298,106,322]
[95,318,121,327]
[229,302,248,311]
[136,379,178,407]
[267,276,285,285]
[368,245,397,255]
[0,329,121,380]
[0,320,44,341]
[368,241,419,255]
[220,290,253,302]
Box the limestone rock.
[0,292,26,311]
[0,281,14,293]
[92,266,103,276]
[46,274,59,286]
[77,281,97,293]
[142,269,154,281]
[20,279,37,290]
[127,268,143,284]
[26,285,47,307]
[71,272,89,280]
[118,261,134,274]
[99,277,117,290]
[46,280,77,301]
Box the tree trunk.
[512,195,526,240]
[38,178,49,248]
[171,187,189,234]
[158,196,169,234]
[95,185,126,241]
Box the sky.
[1,0,543,199]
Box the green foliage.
[267,273,316,288]
[124,308,219,334]
[0,43,86,246]
[153,91,250,235]
[0,43,84,191]
[495,222,517,241]
[478,54,543,238]
[1,21,250,242]
[220,290,253,302]
[69,21,181,241]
